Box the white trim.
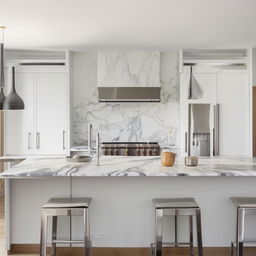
[4,177,11,251]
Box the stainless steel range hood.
[98,87,161,102]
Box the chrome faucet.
[96,132,101,166]
[87,123,101,166]
[88,123,93,155]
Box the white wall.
[9,177,256,247]
[72,51,179,147]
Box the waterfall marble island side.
[1,156,256,177]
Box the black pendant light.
[0,27,6,109]
[0,87,5,109]
[4,66,24,110]
[0,26,25,110]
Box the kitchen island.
[2,156,256,254]
[2,155,256,177]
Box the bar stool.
[40,197,92,256]
[151,198,203,256]
[230,197,256,256]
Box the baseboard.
[8,244,256,256]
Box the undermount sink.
[70,146,89,151]
[70,146,91,157]
[66,155,92,163]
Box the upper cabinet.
[97,51,160,87]
[180,66,217,104]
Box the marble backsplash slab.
[72,51,179,147]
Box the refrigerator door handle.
[185,132,188,153]
[187,104,192,156]
[213,128,215,156]
[213,104,220,156]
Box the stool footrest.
[53,240,87,244]
[151,242,192,247]
[232,241,256,246]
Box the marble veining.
[2,156,256,178]
[97,51,160,87]
[72,52,179,147]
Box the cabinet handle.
[36,132,40,149]
[213,104,220,156]
[212,128,215,156]
[28,132,32,149]
[62,130,66,150]
[185,132,188,153]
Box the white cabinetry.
[5,71,69,155]
[180,67,250,157]
[35,73,68,155]
[180,67,216,104]
[216,73,250,156]
[5,73,34,155]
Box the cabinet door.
[5,73,34,155]
[180,67,217,104]
[35,73,68,155]
[217,73,250,156]
[191,73,217,103]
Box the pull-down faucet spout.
[87,123,100,166]
[88,123,93,155]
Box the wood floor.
[0,196,6,256]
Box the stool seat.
[153,198,199,209]
[231,197,256,208]
[43,197,92,208]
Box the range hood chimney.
[97,51,161,103]
[98,87,161,102]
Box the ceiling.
[1,0,256,51]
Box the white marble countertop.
[1,156,256,178]
[0,155,27,162]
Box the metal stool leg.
[40,210,48,256]
[230,242,234,256]
[150,243,155,256]
[83,208,91,256]
[155,209,163,256]
[51,216,57,256]
[189,215,194,256]
[236,208,245,256]
[175,212,178,247]
[195,209,203,256]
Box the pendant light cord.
[0,27,5,88]
[1,28,4,44]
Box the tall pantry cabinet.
[180,57,250,157]
[4,51,70,156]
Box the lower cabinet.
[5,71,69,156]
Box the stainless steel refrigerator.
[186,103,219,157]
